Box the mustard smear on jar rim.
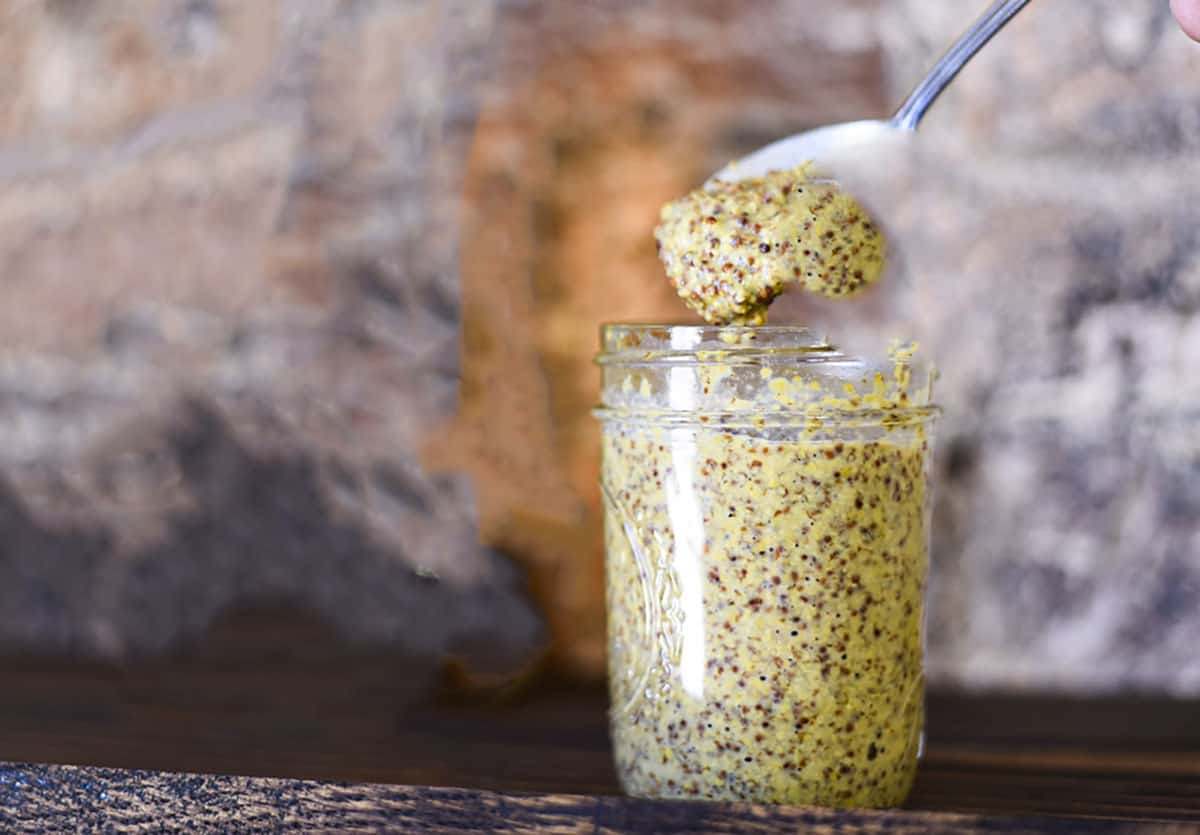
[655,165,886,326]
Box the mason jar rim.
[596,323,841,366]
[594,323,939,424]
[591,405,941,429]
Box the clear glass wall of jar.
[594,325,939,808]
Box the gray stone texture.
[0,0,542,676]
[873,0,1200,693]
[1,0,1198,694]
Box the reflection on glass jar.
[595,325,939,808]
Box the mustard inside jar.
[595,325,938,808]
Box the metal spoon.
[709,0,1032,184]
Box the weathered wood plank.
[0,764,1181,834]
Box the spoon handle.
[891,0,1032,131]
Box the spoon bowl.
[710,120,904,184]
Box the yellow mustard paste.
[655,165,885,325]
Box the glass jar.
[594,325,939,808]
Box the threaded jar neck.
[595,324,938,429]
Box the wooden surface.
[0,765,1189,835]
[0,608,1198,832]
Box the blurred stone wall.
[0,0,542,682]
[876,0,1200,693]
[2,0,1198,694]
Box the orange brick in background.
[431,0,888,677]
